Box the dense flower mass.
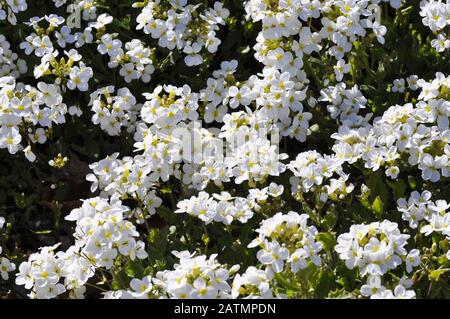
[0,77,67,157]
[335,220,411,276]
[420,0,450,52]
[135,0,229,66]
[330,72,450,182]
[249,212,322,273]
[0,0,450,300]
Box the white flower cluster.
[336,219,419,297]
[19,14,128,91]
[201,60,313,141]
[97,33,155,83]
[153,251,238,299]
[135,0,229,66]
[331,72,450,182]
[0,0,27,25]
[88,80,287,193]
[119,259,263,302]
[175,183,283,225]
[106,251,239,299]
[361,275,416,299]
[140,84,199,131]
[52,0,98,21]
[86,153,163,224]
[15,244,70,299]
[20,15,77,55]
[65,197,148,265]
[335,220,415,277]
[105,255,283,299]
[0,35,27,78]
[319,83,369,125]
[392,75,420,93]
[288,150,355,204]
[176,191,255,225]
[15,197,148,299]
[249,212,322,273]
[398,190,450,260]
[397,190,434,229]
[104,275,156,299]
[218,119,289,185]
[420,0,450,52]
[0,216,15,281]
[249,70,312,142]
[0,76,67,159]
[246,0,403,79]
[33,49,93,92]
[88,118,286,201]
[89,86,141,136]
[231,266,278,299]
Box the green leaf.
[386,179,406,200]
[372,196,384,218]
[336,264,357,291]
[315,270,337,298]
[366,170,388,206]
[125,259,144,278]
[408,175,417,189]
[429,269,450,282]
[14,193,28,209]
[273,273,300,291]
[321,211,337,231]
[327,288,356,299]
[29,229,52,235]
[316,232,336,252]
[157,206,176,224]
[160,187,172,194]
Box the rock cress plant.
[0,0,449,299]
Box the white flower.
[67,62,93,91]
[360,275,385,297]
[23,145,36,162]
[184,43,203,66]
[334,59,350,82]
[392,78,406,93]
[405,249,420,273]
[90,13,113,29]
[256,241,289,273]
[0,257,16,280]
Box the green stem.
[304,58,322,90]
